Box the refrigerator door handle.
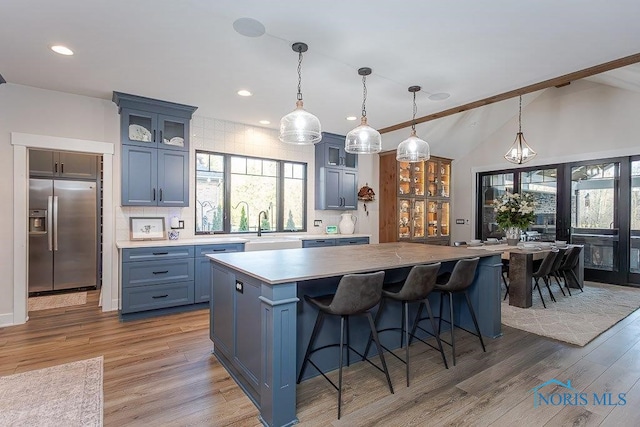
[53,195,59,251]
[47,195,53,251]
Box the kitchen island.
[207,242,502,427]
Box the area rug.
[501,282,640,346]
[0,356,103,426]
[28,292,87,312]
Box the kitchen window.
[195,151,307,234]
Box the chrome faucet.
[258,210,268,237]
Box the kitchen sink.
[244,237,302,252]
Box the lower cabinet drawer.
[302,239,336,248]
[336,237,369,245]
[122,258,194,288]
[121,281,195,314]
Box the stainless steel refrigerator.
[28,178,97,293]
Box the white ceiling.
[2,1,640,153]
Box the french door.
[478,157,639,286]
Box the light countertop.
[207,242,498,285]
[116,233,371,249]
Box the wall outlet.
[313,219,322,227]
[455,219,465,224]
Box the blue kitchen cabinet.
[113,91,196,207]
[121,146,188,207]
[121,246,195,315]
[302,237,369,248]
[315,133,358,211]
[195,243,244,303]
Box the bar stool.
[363,263,448,387]
[557,246,583,292]
[532,250,560,308]
[296,271,394,419]
[431,257,485,366]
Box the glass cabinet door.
[413,162,425,196]
[427,200,438,237]
[413,200,426,238]
[398,162,411,196]
[125,110,156,144]
[398,198,411,238]
[631,160,640,274]
[439,201,450,237]
[159,115,186,148]
[439,161,451,198]
[427,160,438,197]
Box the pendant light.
[279,42,322,145]
[504,95,536,164]
[396,86,430,162]
[345,67,382,154]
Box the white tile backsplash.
[116,114,377,242]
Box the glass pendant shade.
[345,67,381,154]
[345,117,382,154]
[279,100,322,144]
[279,42,321,145]
[396,129,430,162]
[504,132,536,164]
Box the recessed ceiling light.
[233,18,266,38]
[259,120,271,125]
[51,45,74,56]
[237,89,252,97]
[428,92,450,101]
[346,116,357,121]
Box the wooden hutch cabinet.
[379,152,451,245]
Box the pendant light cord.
[297,49,303,101]
[411,91,417,132]
[518,95,522,133]
[361,74,368,118]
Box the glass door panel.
[427,201,438,237]
[630,161,640,274]
[439,161,450,198]
[414,162,425,196]
[479,172,514,241]
[427,160,438,197]
[398,162,411,196]
[160,117,185,148]
[570,162,619,272]
[413,200,425,238]
[440,201,450,237]
[398,198,411,239]
[520,168,557,241]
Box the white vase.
[338,213,357,235]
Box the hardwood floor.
[1,290,639,426]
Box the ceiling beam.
[378,52,640,134]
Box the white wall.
[0,83,378,326]
[451,80,640,244]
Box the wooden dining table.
[467,243,584,308]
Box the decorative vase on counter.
[338,213,357,235]
[505,227,521,246]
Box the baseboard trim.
[0,312,17,328]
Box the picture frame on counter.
[129,217,166,240]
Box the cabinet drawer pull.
[61,163,64,174]
[212,248,226,252]
[316,240,325,243]
[152,252,169,255]
[152,294,169,299]
[152,270,169,275]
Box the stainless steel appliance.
[28,178,97,292]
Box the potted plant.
[493,192,536,245]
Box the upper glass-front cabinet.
[427,159,451,198]
[398,161,425,196]
[122,109,189,151]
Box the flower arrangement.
[493,192,536,230]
